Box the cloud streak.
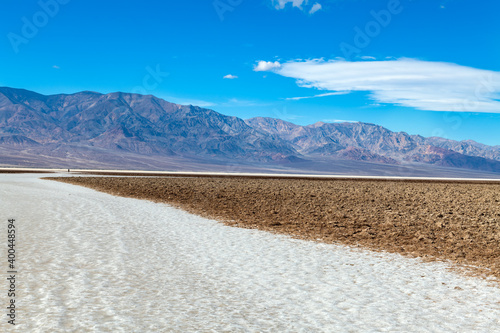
[285,91,350,101]
[165,97,215,108]
[323,119,359,123]
[258,58,500,113]
[309,3,322,14]
[272,0,323,14]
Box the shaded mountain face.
[426,137,500,162]
[0,87,297,162]
[245,118,423,158]
[0,87,499,173]
[245,117,500,171]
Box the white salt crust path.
[1,173,500,332]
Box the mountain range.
[1,86,499,176]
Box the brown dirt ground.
[49,176,500,279]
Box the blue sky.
[1,0,499,145]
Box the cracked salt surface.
[1,173,500,332]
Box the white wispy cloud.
[309,3,322,14]
[273,0,306,10]
[323,119,359,123]
[223,74,238,79]
[257,58,500,113]
[272,0,323,14]
[254,61,282,72]
[165,97,216,108]
[52,65,60,69]
[222,98,264,107]
[285,91,350,101]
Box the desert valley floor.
[2,173,500,332]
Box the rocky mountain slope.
[246,117,500,171]
[1,87,499,173]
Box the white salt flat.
[1,173,499,332]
